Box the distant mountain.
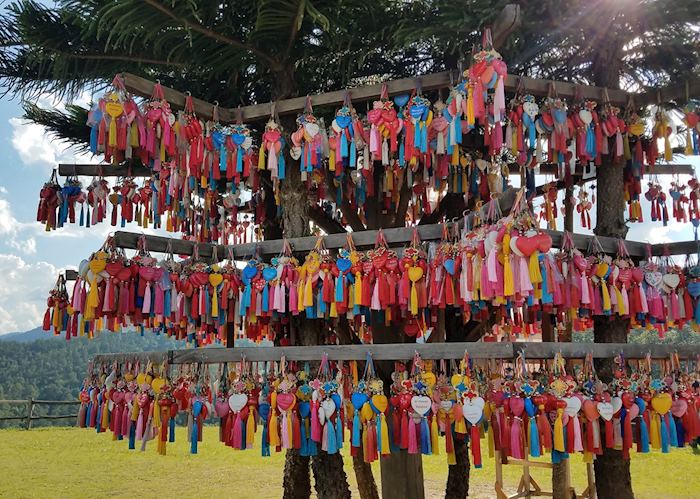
[0,327,61,342]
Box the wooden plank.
[32,400,80,405]
[0,400,30,404]
[58,163,152,178]
[91,342,700,365]
[512,342,700,359]
[637,77,700,107]
[65,270,78,281]
[506,458,554,470]
[650,240,699,257]
[508,163,694,177]
[0,416,27,421]
[30,414,78,420]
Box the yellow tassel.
[329,149,336,171]
[511,128,518,155]
[258,148,266,170]
[211,289,218,318]
[447,450,457,465]
[303,278,314,308]
[380,414,390,455]
[623,134,631,160]
[153,400,161,429]
[664,134,672,162]
[583,450,593,463]
[650,412,660,449]
[101,402,109,430]
[355,273,362,305]
[87,279,100,308]
[108,118,117,147]
[553,408,565,452]
[351,361,359,386]
[166,212,173,232]
[297,282,304,311]
[410,282,418,316]
[614,286,625,315]
[160,138,166,162]
[131,401,139,421]
[487,419,495,457]
[451,146,460,166]
[529,252,542,284]
[130,123,139,147]
[247,408,256,446]
[363,425,369,461]
[503,255,514,298]
[431,416,439,455]
[467,86,475,127]
[78,317,85,336]
[601,283,611,312]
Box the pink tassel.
[289,285,298,314]
[487,249,498,283]
[494,77,506,123]
[119,284,130,315]
[154,285,164,316]
[232,413,243,449]
[510,418,524,458]
[281,412,290,449]
[670,293,680,321]
[311,401,321,442]
[371,281,381,310]
[122,405,131,436]
[580,274,590,305]
[519,257,533,293]
[408,420,418,454]
[142,282,152,314]
[135,409,145,441]
[573,415,583,451]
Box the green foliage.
[0,332,183,428]
[573,327,700,344]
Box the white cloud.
[9,117,96,170]
[0,254,57,334]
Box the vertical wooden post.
[25,398,34,430]
[586,463,597,499]
[380,450,425,499]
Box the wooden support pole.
[25,398,34,430]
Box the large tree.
[2,1,698,498]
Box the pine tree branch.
[142,0,281,70]
[55,49,185,68]
[284,0,306,60]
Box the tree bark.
[591,152,633,499]
[445,435,471,499]
[283,449,312,499]
[353,441,381,499]
[311,451,352,499]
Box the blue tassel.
[639,416,650,453]
[376,418,383,454]
[236,148,243,173]
[336,415,343,449]
[341,132,348,158]
[164,290,171,317]
[262,285,269,312]
[219,145,227,171]
[191,421,199,454]
[399,142,404,166]
[420,417,431,455]
[694,298,700,324]
[528,123,536,149]
[261,423,270,457]
[300,421,309,456]
[455,118,463,145]
[335,275,344,303]
[660,414,669,453]
[326,420,337,454]
[128,421,136,449]
[278,151,286,179]
[90,125,98,153]
[349,141,356,167]
[169,417,176,442]
[675,417,685,447]
[85,403,92,429]
[667,414,678,447]
[352,410,361,446]
[308,432,318,456]
[529,417,541,457]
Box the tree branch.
[285,0,306,59]
[142,0,281,70]
[55,50,185,67]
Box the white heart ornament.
[662,273,680,290]
[228,393,248,413]
[523,101,539,118]
[579,109,593,125]
[321,398,336,418]
[510,236,524,257]
[597,402,614,421]
[440,400,453,412]
[318,406,326,425]
[304,122,320,138]
[462,396,485,425]
[645,271,662,289]
[411,395,432,416]
[564,396,582,417]
[611,396,623,414]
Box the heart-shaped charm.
[645,271,662,289]
[351,392,369,410]
[515,236,539,257]
[407,266,424,282]
[443,258,455,276]
[662,273,680,290]
[597,402,614,421]
[276,392,296,412]
[564,396,582,417]
[209,273,223,287]
[671,398,688,418]
[262,266,277,282]
[321,398,336,418]
[411,395,432,416]
[462,396,485,425]
[371,394,388,414]
[336,258,352,273]
[651,392,672,415]
[611,396,623,414]
[228,393,248,413]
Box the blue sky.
[0,93,697,334]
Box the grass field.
[0,427,699,498]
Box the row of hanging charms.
[77,359,214,455]
[78,351,700,461]
[49,69,697,237]
[49,193,700,345]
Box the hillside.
[0,331,184,427]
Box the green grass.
[0,427,698,498]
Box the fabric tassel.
[529,416,540,457]
[553,408,565,452]
[471,423,482,468]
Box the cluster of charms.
[37,40,699,241]
[78,351,700,464]
[44,193,700,346]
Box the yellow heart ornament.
[361,402,375,422]
[151,377,165,394]
[408,266,424,282]
[651,392,672,415]
[421,371,437,388]
[371,394,388,414]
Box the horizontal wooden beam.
[90,341,700,365]
[650,240,699,257]
[637,77,700,107]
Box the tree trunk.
[283,449,312,499]
[445,435,471,499]
[353,443,381,499]
[591,151,633,499]
[311,451,352,499]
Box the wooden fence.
[0,399,80,430]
